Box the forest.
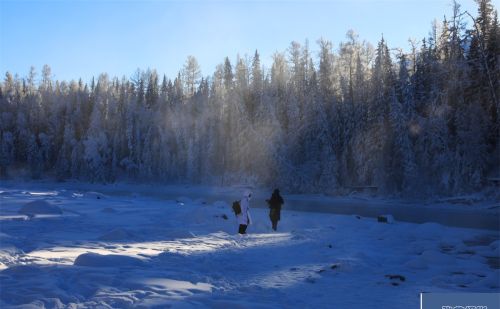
[0,1,498,196]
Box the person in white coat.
[237,190,253,234]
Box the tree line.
[1,1,498,196]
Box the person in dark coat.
[266,188,284,231]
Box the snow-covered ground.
[0,183,498,308]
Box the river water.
[104,188,500,231]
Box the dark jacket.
[267,191,284,221]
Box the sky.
[0,0,495,83]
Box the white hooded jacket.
[237,190,253,225]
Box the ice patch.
[18,200,63,216]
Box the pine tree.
[83,75,110,182]
[27,133,42,179]
[0,132,14,177]
[223,57,233,91]
[249,50,263,121]
[182,56,201,97]
[145,69,159,108]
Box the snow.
[491,240,500,256]
[84,191,107,200]
[19,200,63,216]
[97,228,136,241]
[377,214,395,223]
[74,252,144,267]
[0,182,498,308]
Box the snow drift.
[18,200,62,216]
[74,252,143,267]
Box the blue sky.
[0,0,492,83]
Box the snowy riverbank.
[0,182,498,308]
[1,180,499,229]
